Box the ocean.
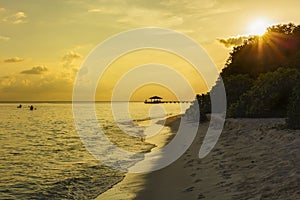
[0,102,190,199]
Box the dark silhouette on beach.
[17,104,22,108]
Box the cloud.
[0,34,10,41]
[15,11,26,18]
[20,66,48,74]
[88,8,103,13]
[13,11,27,24]
[4,57,24,63]
[0,73,73,100]
[177,29,195,34]
[62,51,82,68]
[63,51,82,60]
[116,7,183,27]
[0,8,6,12]
[217,36,252,48]
[87,7,119,15]
[3,11,27,24]
[161,0,217,10]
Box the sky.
[0,0,300,101]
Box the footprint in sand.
[186,159,195,164]
[183,186,194,192]
[198,193,205,199]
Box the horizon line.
[0,100,193,103]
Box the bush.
[286,84,300,129]
[228,68,300,118]
[223,74,253,108]
[185,94,208,122]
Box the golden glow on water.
[0,102,188,199]
[0,104,127,199]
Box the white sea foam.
[0,102,189,199]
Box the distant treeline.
[190,23,300,129]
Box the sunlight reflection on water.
[0,102,188,199]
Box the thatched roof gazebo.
[144,96,163,104]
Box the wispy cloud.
[176,29,195,34]
[217,35,251,48]
[0,7,6,12]
[0,73,73,100]
[63,51,82,60]
[62,51,82,68]
[13,12,27,24]
[3,11,27,24]
[160,0,217,10]
[88,8,103,13]
[20,66,48,74]
[87,7,119,15]
[159,0,238,17]
[117,7,183,27]
[4,57,24,63]
[0,34,10,41]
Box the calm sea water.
[0,102,189,199]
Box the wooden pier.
[144,100,192,104]
[144,96,192,104]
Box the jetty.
[144,96,191,104]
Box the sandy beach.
[96,117,299,200]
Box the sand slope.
[96,118,299,200]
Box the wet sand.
[96,117,299,200]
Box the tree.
[286,84,300,129]
[221,23,300,78]
[228,68,300,118]
[187,23,300,128]
[222,74,254,106]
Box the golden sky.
[0,0,300,101]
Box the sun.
[248,19,271,36]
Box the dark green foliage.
[194,75,253,119]
[223,23,300,122]
[187,23,300,128]
[196,93,211,115]
[286,84,300,129]
[185,94,208,122]
[223,74,254,106]
[228,68,300,117]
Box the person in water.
[30,105,34,110]
[17,104,22,108]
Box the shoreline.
[96,117,299,200]
[95,114,182,199]
[135,118,299,199]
